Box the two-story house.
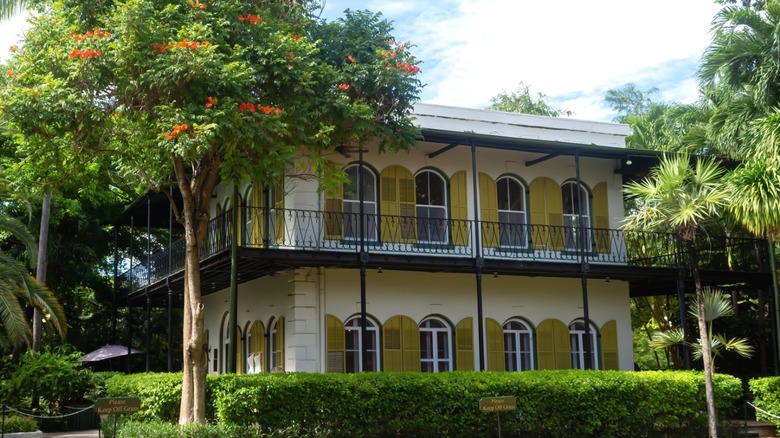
[114,103,772,374]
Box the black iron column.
[359,144,369,372]
[127,216,134,373]
[112,226,119,345]
[675,235,691,369]
[767,237,780,374]
[167,193,174,372]
[228,184,239,373]
[471,140,485,371]
[575,150,592,370]
[145,196,151,372]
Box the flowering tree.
[1,0,421,423]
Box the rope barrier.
[1,404,95,420]
[748,401,780,421]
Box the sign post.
[94,397,141,437]
[479,396,516,438]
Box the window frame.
[419,317,453,372]
[496,176,529,249]
[344,316,381,372]
[343,164,379,242]
[415,170,449,244]
[503,318,534,371]
[561,181,591,251]
[569,319,599,370]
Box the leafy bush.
[749,376,780,425]
[106,370,743,437]
[1,414,38,433]
[0,348,95,414]
[109,420,330,438]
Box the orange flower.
[238,15,246,21]
[263,105,272,114]
[347,55,355,63]
[247,103,256,112]
[291,34,301,41]
[239,102,247,112]
[274,108,282,115]
[338,83,349,91]
[178,40,188,48]
[165,133,173,140]
[181,124,188,131]
[9,46,16,53]
[205,96,217,108]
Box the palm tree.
[624,155,728,438]
[650,288,754,369]
[0,0,25,21]
[0,212,65,350]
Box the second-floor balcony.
[117,207,770,295]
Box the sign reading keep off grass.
[479,396,517,412]
[94,397,141,415]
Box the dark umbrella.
[80,345,142,362]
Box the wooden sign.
[94,397,141,415]
[479,396,517,412]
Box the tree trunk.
[175,154,220,425]
[685,236,718,438]
[32,190,52,352]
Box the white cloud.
[0,11,29,62]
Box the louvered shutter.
[486,318,505,371]
[449,171,469,246]
[600,320,619,370]
[380,166,416,243]
[250,183,265,247]
[326,314,346,373]
[479,173,499,248]
[455,317,474,371]
[274,180,286,244]
[536,319,571,370]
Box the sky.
[1,0,723,122]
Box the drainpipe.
[471,140,485,371]
[228,184,239,373]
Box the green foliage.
[749,376,780,425]
[105,370,743,437]
[109,420,330,438]
[0,348,95,414]
[488,82,572,117]
[0,414,39,433]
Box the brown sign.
[94,397,141,415]
[479,396,517,412]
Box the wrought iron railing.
[116,207,769,294]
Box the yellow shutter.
[486,318,505,371]
[600,320,619,370]
[383,315,403,371]
[215,204,223,251]
[249,321,264,373]
[326,314,346,373]
[449,171,469,246]
[402,316,420,372]
[275,316,285,370]
[536,319,571,370]
[455,317,474,371]
[380,166,416,243]
[383,315,419,371]
[250,183,265,247]
[235,326,243,375]
[324,183,344,240]
[479,173,499,249]
[529,178,548,250]
[274,179,286,245]
[546,178,565,251]
[593,182,611,254]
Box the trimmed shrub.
[106,370,742,437]
[749,376,780,425]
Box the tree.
[488,82,572,117]
[0,0,24,21]
[623,155,728,438]
[650,288,754,369]
[604,83,658,123]
[0,211,65,350]
[1,0,421,424]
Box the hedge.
[749,376,780,426]
[105,370,742,437]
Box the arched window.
[503,319,534,371]
[569,320,598,370]
[416,170,448,243]
[497,176,528,248]
[420,317,452,372]
[344,165,378,241]
[561,181,591,251]
[345,316,380,372]
[246,320,264,374]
